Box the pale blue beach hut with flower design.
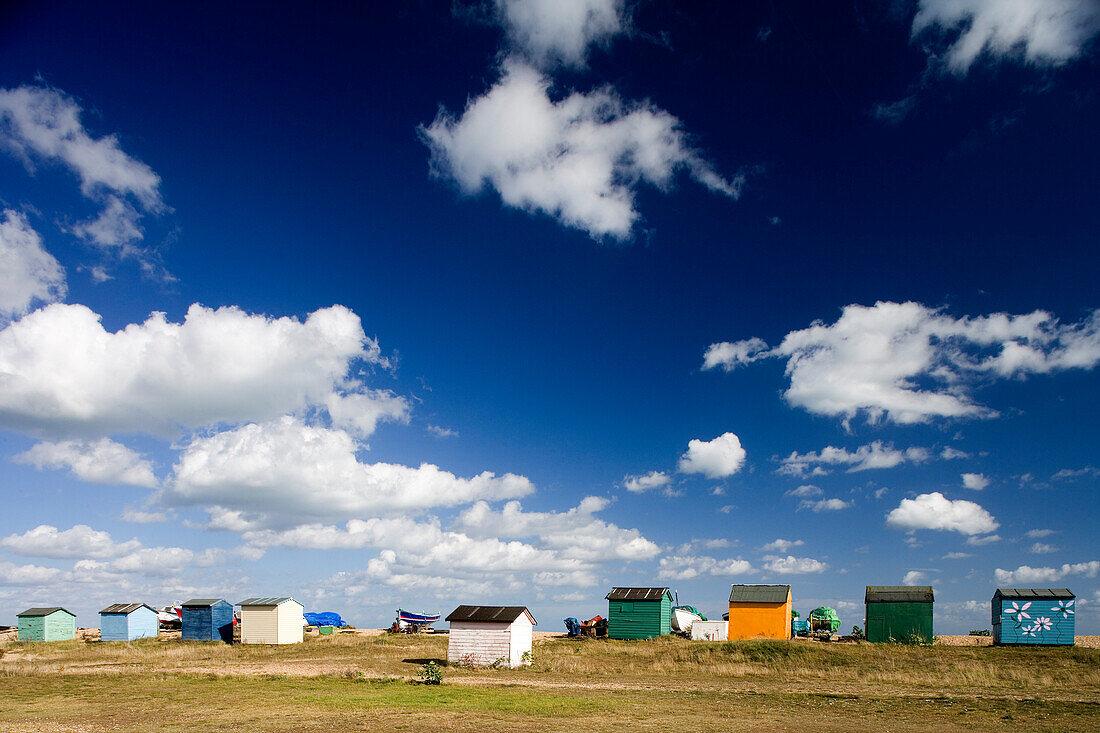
[992,588,1075,646]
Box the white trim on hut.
[446,605,536,668]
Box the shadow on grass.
[402,657,446,666]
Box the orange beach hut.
[727,584,792,640]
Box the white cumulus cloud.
[961,472,990,491]
[762,555,827,574]
[168,417,534,528]
[703,302,1100,425]
[912,0,1100,74]
[0,560,64,585]
[622,470,671,493]
[0,302,402,438]
[994,560,1100,585]
[15,438,157,487]
[760,538,804,552]
[421,60,739,241]
[657,554,754,580]
[886,492,999,535]
[903,570,927,585]
[455,497,659,561]
[0,524,141,559]
[702,337,769,371]
[494,0,627,69]
[677,432,746,479]
[0,210,66,320]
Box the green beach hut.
[865,586,933,643]
[605,587,672,639]
[17,607,76,642]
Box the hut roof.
[994,588,1075,599]
[17,607,75,617]
[99,603,155,615]
[445,605,536,624]
[182,598,229,607]
[238,597,297,606]
[729,584,790,603]
[865,586,934,603]
[605,587,671,601]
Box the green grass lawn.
[1,634,1098,731]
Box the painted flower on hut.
[1005,601,1032,621]
[1035,617,1053,632]
[1020,625,1036,637]
[1056,600,1074,618]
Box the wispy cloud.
[0,210,66,320]
[0,85,168,274]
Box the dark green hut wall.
[607,598,671,639]
[866,602,933,643]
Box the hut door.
[868,618,884,642]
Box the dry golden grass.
[2,633,1099,731]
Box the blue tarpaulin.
[304,611,345,627]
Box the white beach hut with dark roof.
[238,597,305,644]
[446,605,536,668]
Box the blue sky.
[0,0,1098,634]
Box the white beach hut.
[238,597,305,645]
[446,605,536,668]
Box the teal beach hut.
[100,603,159,641]
[17,607,76,641]
[182,598,235,642]
[992,589,1075,646]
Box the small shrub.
[851,625,865,640]
[969,629,991,637]
[489,656,509,669]
[417,661,442,685]
[521,650,533,665]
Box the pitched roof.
[99,603,155,615]
[17,607,75,617]
[605,587,671,601]
[865,586,934,603]
[238,596,297,606]
[445,605,536,624]
[729,584,791,603]
[181,598,229,607]
[994,588,1075,599]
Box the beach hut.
[726,584,792,640]
[238,597,304,644]
[865,586,934,643]
[99,603,158,641]
[181,598,234,643]
[992,588,1075,646]
[445,605,536,667]
[605,587,672,639]
[17,607,76,641]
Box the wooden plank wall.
[448,621,512,666]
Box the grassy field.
[2,633,1099,731]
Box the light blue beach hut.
[99,603,159,641]
[992,589,1075,646]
